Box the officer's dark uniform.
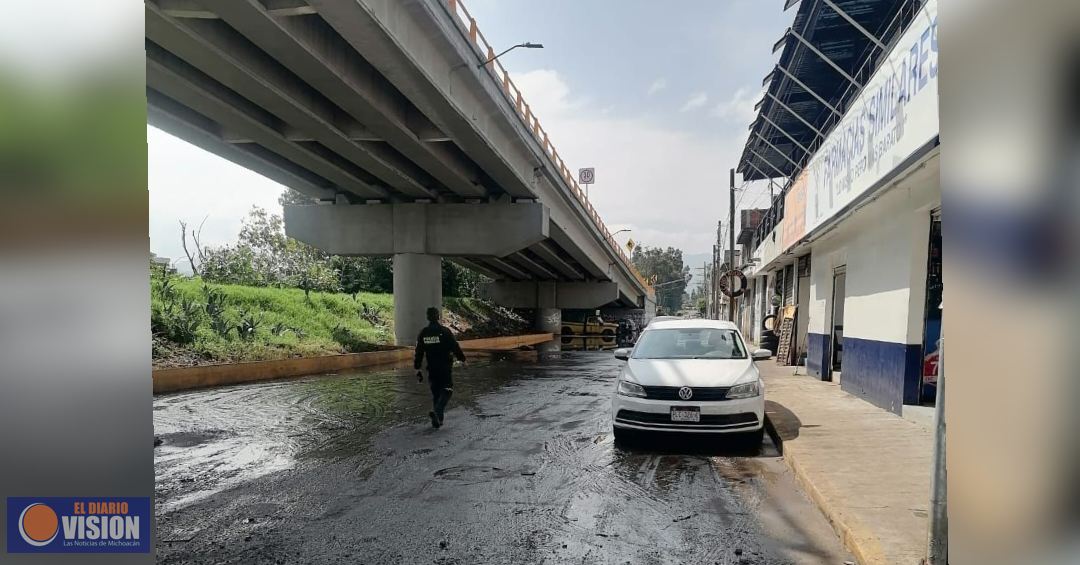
[414,321,465,427]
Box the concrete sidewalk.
[759,362,934,565]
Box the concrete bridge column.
[393,253,442,346]
[535,308,562,356]
[535,308,561,334]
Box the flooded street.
[155,351,851,564]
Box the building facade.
[735,0,939,414]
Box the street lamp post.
[478,42,544,68]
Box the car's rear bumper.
[611,394,765,433]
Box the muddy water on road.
[155,351,851,564]
[154,352,536,511]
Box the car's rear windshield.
[632,328,747,359]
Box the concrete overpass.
[145,0,652,343]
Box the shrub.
[358,302,386,326]
[331,324,372,353]
[152,294,201,345]
[235,309,262,341]
[270,322,289,337]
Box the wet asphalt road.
[155,350,853,564]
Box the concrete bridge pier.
[535,308,562,356]
[535,308,561,334]
[393,253,443,346]
[283,201,552,345]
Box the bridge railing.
[444,0,650,292]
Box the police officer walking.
[414,307,466,429]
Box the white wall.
[844,213,917,343]
[751,275,767,344]
[806,154,940,345]
[750,228,782,277]
[808,244,843,335]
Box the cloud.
[646,78,667,96]
[711,86,760,123]
[148,126,285,271]
[513,71,747,254]
[679,92,708,112]
[511,68,583,118]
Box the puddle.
[154,354,554,513]
[432,465,514,484]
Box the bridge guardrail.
[444,0,650,292]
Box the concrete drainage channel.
[152,333,554,394]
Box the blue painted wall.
[840,337,922,414]
[806,332,831,380]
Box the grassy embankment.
[151,277,528,368]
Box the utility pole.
[927,317,947,563]
[709,246,716,318]
[712,243,721,319]
[714,221,722,320]
[717,225,725,319]
[702,262,708,317]
[728,168,736,322]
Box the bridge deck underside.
[145,0,644,308]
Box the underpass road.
[155,351,853,564]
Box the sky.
[148,0,792,282]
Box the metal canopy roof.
[737,0,924,183]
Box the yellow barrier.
[152,333,554,394]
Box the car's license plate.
[670,407,700,422]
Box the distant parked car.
[645,315,680,326]
[562,313,618,338]
[610,319,771,444]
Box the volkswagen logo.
[677,387,693,400]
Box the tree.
[199,206,339,293]
[278,188,314,208]
[333,256,393,297]
[632,246,690,314]
[179,217,207,276]
[442,260,488,298]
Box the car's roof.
[645,319,739,330]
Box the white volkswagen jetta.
[611,319,771,443]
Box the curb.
[764,415,886,565]
[153,333,554,394]
[762,414,784,455]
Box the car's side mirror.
[752,348,772,361]
[613,348,631,360]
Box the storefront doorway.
[830,267,846,381]
[919,212,943,404]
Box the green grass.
[151,277,527,368]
